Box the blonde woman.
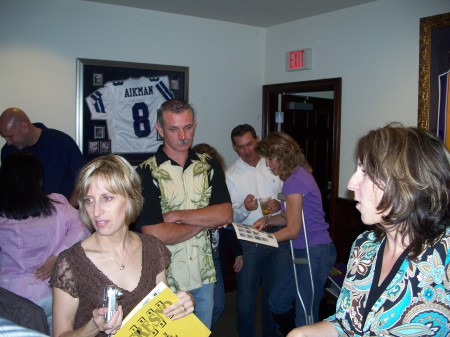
[51,155,194,337]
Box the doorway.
[262,78,341,239]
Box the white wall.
[1,0,449,198]
[265,0,450,197]
[0,0,265,168]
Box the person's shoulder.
[225,158,242,176]
[197,152,222,172]
[138,147,167,169]
[47,128,74,140]
[58,239,83,259]
[289,167,314,184]
[138,232,166,248]
[48,192,68,202]
[39,124,78,145]
[49,193,79,211]
[353,230,376,247]
[136,154,158,172]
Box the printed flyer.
[116,282,210,337]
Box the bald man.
[0,107,86,207]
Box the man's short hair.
[157,99,195,126]
[230,124,257,144]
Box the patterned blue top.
[327,227,450,336]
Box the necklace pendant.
[120,264,125,271]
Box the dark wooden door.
[262,78,341,242]
[282,94,334,223]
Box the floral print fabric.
[139,153,216,292]
[327,228,450,336]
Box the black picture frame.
[76,58,189,164]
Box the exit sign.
[286,49,312,71]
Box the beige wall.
[265,0,450,197]
[0,0,266,167]
[1,0,449,197]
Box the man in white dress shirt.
[225,124,291,337]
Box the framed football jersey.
[76,58,189,164]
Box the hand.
[252,216,270,231]
[164,291,194,320]
[233,255,243,273]
[244,194,258,211]
[93,305,123,335]
[34,255,57,280]
[268,199,281,214]
[163,210,182,223]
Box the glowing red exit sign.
[286,48,312,71]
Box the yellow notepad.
[116,282,211,337]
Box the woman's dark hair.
[356,123,450,259]
[192,143,225,170]
[0,152,56,219]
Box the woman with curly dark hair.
[288,123,450,337]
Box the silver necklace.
[106,243,128,271]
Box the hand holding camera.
[90,286,124,336]
[102,286,123,322]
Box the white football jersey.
[85,76,174,153]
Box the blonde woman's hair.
[75,155,143,231]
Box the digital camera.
[102,286,123,322]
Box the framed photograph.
[93,73,103,86]
[94,126,105,139]
[88,141,99,155]
[100,140,111,154]
[418,12,450,148]
[76,58,189,164]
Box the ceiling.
[84,0,378,28]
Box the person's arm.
[34,255,57,280]
[53,195,91,255]
[273,193,302,242]
[233,255,244,272]
[287,320,338,337]
[36,196,90,280]
[52,288,123,337]
[141,203,232,245]
[141,223,204,245]
[226,175,254,223]
[252,193,303,243]
[164,203,232,228]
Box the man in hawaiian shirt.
[134,99,232,329]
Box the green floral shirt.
[138,152,216,291]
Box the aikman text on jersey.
[124,86,155,98]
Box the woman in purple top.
[253,132,336,335]
[0,152,90,336]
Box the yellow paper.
[115,285,211,337]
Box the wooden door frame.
[262,77,342,240]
